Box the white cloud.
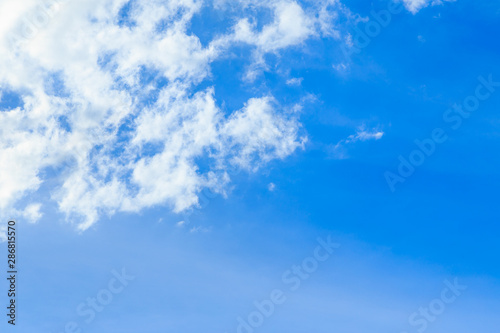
[402,0,456,14]
[228,0,346,81]
[353,130,384,142]
[286,77,303,86]
[0,0,333,231]
[189,225,211,233]
[222,96,306,170]
[233,1,315,53]
[23,203,43,223]
[331,127,384,159]
[268,183,276,191]
[332,63,349,72]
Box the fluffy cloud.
[232,1,315,52]
[0,0,332,230]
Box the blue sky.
[0,0,500,332]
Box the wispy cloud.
[286,78,303,86]
[330,127,384,159]
[402,0,456,14]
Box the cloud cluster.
[0,0,455,230]
[0,0,337,230]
